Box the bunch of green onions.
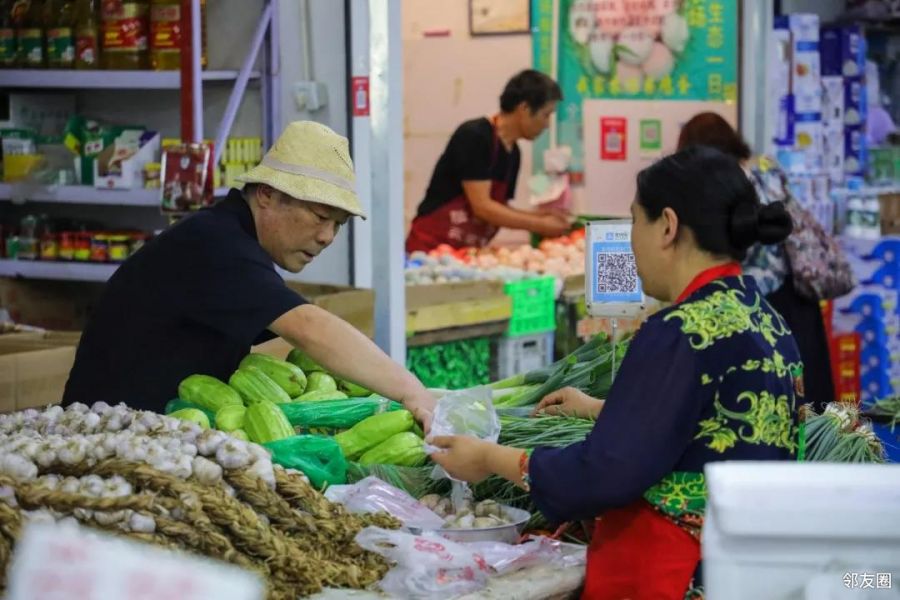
[804,402,885,463]
[863,396,900,432]
[489,334,630,408]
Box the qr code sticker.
[605,132,622,153]
[596,252,638,294]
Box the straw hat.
[237,121,365,218]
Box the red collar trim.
[675,262,742,304]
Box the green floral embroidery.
[695,390,797,453]
[664,279,790,350]
[701,373,713,385]
[644,472,707,519]
[740,352,803,379]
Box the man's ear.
[255,184,278,209]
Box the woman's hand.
[429,435,493,483]
[404,391,436,434]
[532,387,604,419]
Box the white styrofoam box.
[493,332,554,381]
[703,462,900,600]
[821,76,845,132]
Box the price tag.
[585,219,645,318]
[6,522,265,600]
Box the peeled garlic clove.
[589,34,614,74]
[568,0,594,45]
[642,42,675,81]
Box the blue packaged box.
[820,25,866,77]
[844,77,869,127]
[845,126,869,176]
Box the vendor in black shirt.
[406,70,569,253]
[63,121,435,428]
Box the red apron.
[582,264,743,600]
[406,118,514,253]
[582,501,700,600]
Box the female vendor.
[431,146,802,599]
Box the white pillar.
[368,0,406,361]
[350,0,374,290]
[740,0,775,156]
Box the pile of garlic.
[0,402,311,534]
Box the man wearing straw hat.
[63,121,436,428]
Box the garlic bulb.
[191,457,223,486]
[0,453,38,482]
[128,512,156,534]
[617,26,654,66]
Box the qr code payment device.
[585,219,645,318]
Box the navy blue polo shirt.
[63,189,306,412]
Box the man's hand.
[403,390,436,433]
[532,386,604,419]
[532,212,571,238]
[429,435,493,483]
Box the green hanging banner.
[532,0,740,172]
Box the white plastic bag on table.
[466,536,587,575]
[355,526,491,599]
[324,477,445,531]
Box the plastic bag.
[278,397,401,432]
[466,536,587,575]
[264,435,347,488]
[325,476,445,531]
[354,526,491,599]
[346,462,448,499]
[424,386,500,453]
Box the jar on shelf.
[39,230,59,260]
[143,160,160,188]
[73,231,91,261]
[107,233,129,262]
[44,0,76,68]
[58,230,76,260]
[89,232,109,261]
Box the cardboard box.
[844,77,868,127]
[0,278,103,331]
[821,76,845,132]
[844,126,868,176]
[820,25,865,78]
[93,132,160,190]
[0,339,77,413]
[405,280,511,335]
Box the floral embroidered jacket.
[527,275,803,537]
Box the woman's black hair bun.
[756,201,793,245]
[729,200,792,250]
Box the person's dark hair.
[636,146,792,261]
[500,69,562,113]
[677,112,752,161]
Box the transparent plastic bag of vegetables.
[424,386,500,451]
[264,435,348,488]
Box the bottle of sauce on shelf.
[74,0,98,68]
[0,0,16,67]
[100,0,148,69]
[43,0,75,68]
[15,0,45,68]
[150,0,205,71]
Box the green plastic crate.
[504,276,556,337]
